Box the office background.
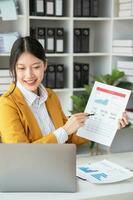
[0,0,133,153]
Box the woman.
[0,36,128,144]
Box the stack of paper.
[0,0,17,21]
[117,60,133,82]
[77,160,133,184]
[0,69,12,94]
[118,0,133,17]
[0,32,19,53]
[113,40,133,54]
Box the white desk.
[0,152,133,200]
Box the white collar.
[17,81,48,106]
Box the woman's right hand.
[62,113,88,135]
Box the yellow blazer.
[0,83,88,144]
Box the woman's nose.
[25,69,34,78]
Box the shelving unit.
[0,0,133,115]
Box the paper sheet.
[77,160,133,184]
[77,81,131,146]
[0,0,17,21]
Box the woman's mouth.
[24,80,37,86]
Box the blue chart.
[95,98,109,106]
[91,173,108,181]
[79,167,98,173]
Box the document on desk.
[77,81,131,146]
[77,159,133,184]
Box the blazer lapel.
[10,85,42,139]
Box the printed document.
[77,160,133,184]
[77,81,131,146]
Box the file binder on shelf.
[74,63,82,88]
[74,0,82,17]
[55,0,64,16]
[30,27,36,38]
[45,0,55,16]
[46,65,56,88]
[46,28,55,53]
[81,28,90,53]
[82,0,90,17]
[56,64,64,88]
[37,27,46,48]
[90,0,98,17]
[30,0,35,16]
[81,63,89,86]
[74,28,82,53]
[55,28,64,53]
[35,0,45,16]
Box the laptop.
[0,144,76,192]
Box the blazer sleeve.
[53,92,88,145]
[0,97,57,144]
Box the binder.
[74,0,82,17]
[35,0,45,16]
[42,72,47,87]
[74,28,81,53]
[90,0,98,17]
[37,27,46,48]
[45,0,55,16]
[30,27,36,38]
[46,65,56,88]
[46,28,55,53]
[29,0,35,16]
[81,63,89,86]
[81,28,89,53]
[74,63,82,88]
[55,0,64,16]
[55,28,64,53]
[82,0,90,17]
[56,64,64,88]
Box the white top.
[17,81,68,144]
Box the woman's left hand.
[118,111,129,129]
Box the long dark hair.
[9,36,46,94]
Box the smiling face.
[16,52,47,94]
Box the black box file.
[55,0,64,16]
[35,0,45,16]
[74,0,82,17]
[37,27,46,48]
[82,0,90,17]
[56,64,64,88]
[55,28,64,53]
[74,63,82,88]
[81,28,89,53]
[74,28,82,53]
[45,0,55,16]
[81,63,89,86]
[90,0,98,17]
[46,65,56,88]
[46,28,55,53]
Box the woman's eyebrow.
[17,62,42,66]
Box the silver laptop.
[0,144,76,192]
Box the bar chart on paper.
[77,82,131,146]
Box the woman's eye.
[18,68,25,70]
[33,66,40,69]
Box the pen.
[68,113,95,118]
[86,113,95,116]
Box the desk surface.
[0,152,133,200]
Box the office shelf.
[0,0,133,115]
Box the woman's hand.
[118,111,129,129]
[63,113,88,135]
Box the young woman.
[0,36,128,143]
